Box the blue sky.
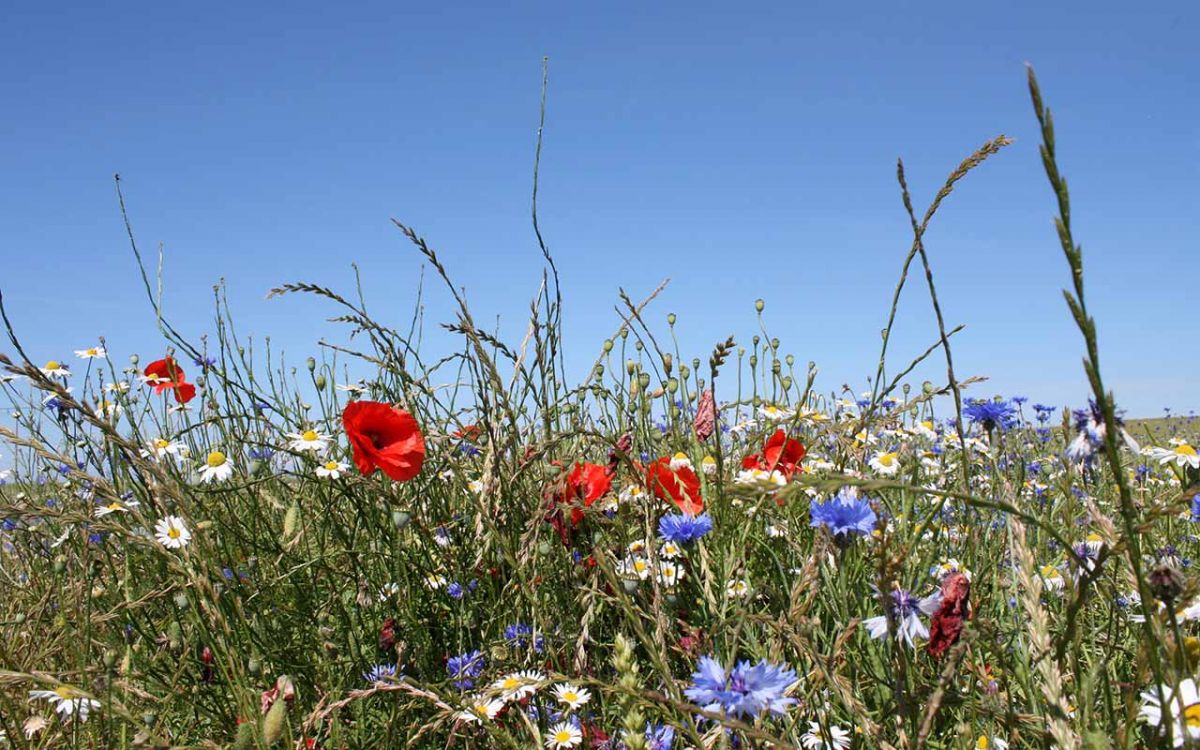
[1,1,1196,417]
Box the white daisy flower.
[700,455,717,476]
[1141,677,1200,746]
[800,720,852,749]
[286,429,330,453]
[1145,441,1200,470]
[146,438,185,460]
[758,404,794,422]
[930,558,972,582]
[668,452,693,471]
[39,360,71,378]
[552,683,592,710]
[726,578,752,598]
[316,460,348,479]
[198,451,233,483]
[912,419,938,440]
[96,498,139,517]
[868,451,901,475]
[734,467,787,490]
[105,380,130,393]
[975,736,1009,750]
[657,561,685,587]
[1040,564,1066,594]
[74,347,106,360]
[617,555,652,581]
[544,721,582,749]
[457,695,504,723]
[28,686,100,722]
[336,382,369,394]
[659,540,682,559]
[154,516,191,549]
[492,670,543,702]
[618,484,646,504]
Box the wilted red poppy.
[741,429,806,479]
[928,572,971,660]
[452,424,481,441]
[143,357,197,404]
[646,457,703,515]
[343,401,425,482]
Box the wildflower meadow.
[2,67,1199,750]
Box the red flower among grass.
[143,357,197,404]
[646,457,703,515]
[565,462,613,525]
[343,401,425,481]
[741,429,806,479]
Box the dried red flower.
[693,389,716,442]
[342,401,425,482]
[741,429,806,479]
[646,457,703,515]
[927,572,972,659]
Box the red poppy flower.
[453,424,481,441]
[143,357,196,404]
[343,401,426,482]
[646,457,703,515]
[741,429,806,479]
[565,462,613,525]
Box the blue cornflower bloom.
[447,649,484,689]
[363,663,401,684]
[809,489,876,539]
[1012,395,1028,405]
[504,622,545,653]
[683,656,797,718]
[645,723,675,750]
[1191,495,1200,523]
[658,513,714,544]
[963,398,1017,431]
[193,356,216,369]
[447,582,465,600]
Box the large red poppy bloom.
[343,401,425,481]
[741,429,806,479]
[565,462,613,525]
[143,357,196,404]
[646,457,703,515]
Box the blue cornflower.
[683,656,797,718]
[504,623,545,653]
[658,513,714,544]
[809,489,876,539]
[193,356,216,369]
[1191,495,1200,524]
[447,649,484,689]
[963,398,1017,431]
[447,582,465,600]
[1012,395,1028,405]
[645,723,676,750]
[363,663,400,684]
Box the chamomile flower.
[198,451,233,483]
[544,721,583,748]
[96,498,139,517]
[552,683,592,710]
[146,438,185,460]
[912,419,938,440]
[734,467,788,489]
[424,573,447,590]
[869,450,901,475]
[466,478,484,495]
[105,380,130,393]
[617,555,652,581]
[800,721,852,749]
[669,452,693,471]
[659,540,682,559]
[40,360,70,378]
[74,346,106,359]
[930,558,972,582]
[492,670,543,701]
[726,578,752,598]
[1140,677,1200,746]
[336,381,368,394]
[975,736,1010,750]
[619,484,646,504]
[1145,440,1200,470]
[701,455,717,476]
[457,695,504,723]
[315,460,348,479]
[286,429,330,453]
[758,403,794,421]
[657,560,685,587]
[28,685,100,722]
[1039,564,1066,594]
[154,516,190,549]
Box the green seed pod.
[602,339,613,353]
[678,364,690,379]
[634,340,644,352]
[306,357,316,372]
[626,359,636,375]
[922,381,935,394]
[770,338,780,350]
[754,298,765,312]
[594,364,604,378]
[667,378,678,394]
[537,541,552,555]
[667,313,677,325]
[391,510,411,529]
[772,361,781,374]
[752,335,760,346]
[248,658,262,676]
[314,374,327,390]
[785,354,794,366]
[661,353,673,375]
[638,372,651,389]
[103,650,117,669]
[782,376,793,390]
[130,353,140,366]
[283,502,299,540]
[262,694,288,746]
[749,355,757,368]
[620,327,629,339]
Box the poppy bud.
[314,374,327,390]
[625,360,636,375]
[262,698,288,745]
[602,339,613,352]
[679,364,690,379]
[661,353,672,375]
[754,298,764,312]
[667,313,676,325]
[130,354,140,366]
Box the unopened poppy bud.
[781,376,793,390]
[306,357,316,372]
[626,360,636,375]
[103,650,117,668]
[754,298,764,312]
[785,354,794,366]
[602,339,613,352]
[130,354,140,366]
[667,378,678,394]
[923,381,935,394]
[667,312,677,325]
[749,355,758,368]
[314,374,327,390]
[662,353,672,375]
[679,364,690,379]
[262,696,288,745]
[638,373,650,389]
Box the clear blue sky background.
[1,1,1196,417]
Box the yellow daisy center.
[54,686,76,699]
[879,453,896,466]
[85,348,99,356]
[107,502,122,511]
[673,452,688,461]
[168,527,181,539]
[1175,444,1197,457]
[555,731,573,742]
[44,360,60,371]
[563,691,577,702]
[155,439,170,449]
[1185,703,1200,729]
[302,430,319,442]
[206,451,226,468]
[1040,565,1060,579]
[324,461,339,471]
[473,704,490,716]
[976,737,989,750]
